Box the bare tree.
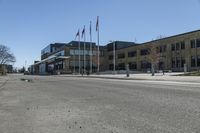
[0,44,16,65]
[147,44,160,76]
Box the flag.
[96,16,99,31]
[75,29,79,40]
[90,21,92,36]
[82,26,85,38]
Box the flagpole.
[90,21,93,74]
[84,25,86,74]
[97,16,100,73]
[78,31,81,74]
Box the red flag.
[96,16,99,31]
[82,26,85,38]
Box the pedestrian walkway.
[58,72,200,83]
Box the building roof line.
[142,29,200,45]
[114,29,200,51]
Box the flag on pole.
[89,21,92,73]
[90,21,92,36]
[96,16,99,31]
[82,26,85,38]
[75,29,79,40]
[96,16,100,73]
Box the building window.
[171,44,175,51]
[181,41,185,49]
[176,43,180,50]
[117,63,125,70]
[109,55,113,60]
[197,39,200,48]
[100,50,104,57]
[191,56,196,67]
[128,51,137,57]
[140,49,149,56]
[171,59,175,68]
[181,58,185,68]
[176,57,181,68]
[160,45,167,53]
[158,62,164,70]
[129,62,137,70]
[191,40,196,48]
[163,45,167,52]
[156,47,159,53]
[109,64,114,70]
[118,53,125,59]
[198,56,200,67]
[141,61,151,69]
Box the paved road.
[0,74,200,133]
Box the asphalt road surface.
[0,74,200,133]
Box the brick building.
[105,30,200,72]
[31,29,200,75]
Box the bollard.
[126,64,130,77]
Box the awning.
[56,56,70,59]
[33,56,70,66]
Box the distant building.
[41,43,66,60]
[0,64,13,75]
[31,29,200,74]
[31,41,104,75]
[105,30,200,72]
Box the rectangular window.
[196,39,200,48]
[156,47,159,53]
[117,63,125,70]
[181,58,185,68]
[191,40,196,48]
[100,50,104,57]
[109,55,113,60]
[176,57,180,68]
[128,51,137,57]
[140,49,149,56]
[181,42,185,49]
[129,62,137,70]
[118,53,125,59]
[141,61,151,69]
[171,44,175,51]
[198,56,200,67]
[176,43,180,50]
[109,64,114,70]
[163,45,167,52]
[191,56,196,67]
[159,45,167,53]
[158,62,164,70]
[171,59,175,68]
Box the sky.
[0,0,200,68]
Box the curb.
[53,75,200,83]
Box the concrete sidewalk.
[57,72,200,83]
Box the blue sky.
[0,0,200,68]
